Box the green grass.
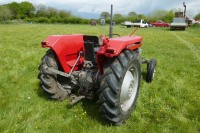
[0,24,199,133]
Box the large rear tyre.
[98,50,141,125]
[38,50,72,101]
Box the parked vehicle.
[38,5,157,125]
[91,19,97,26]
[195,20,200,24]
[150,20,170,27]
[133,19,149,28]
[170,2,187,30]
[121,21,134,28]
[122,19,148,28]
[100,19,106,25]
[170,17,187,30]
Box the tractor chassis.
[43,55,150,105]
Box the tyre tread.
[99,50,141,125]
[38,50,69,101]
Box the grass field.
[0,24,199,133]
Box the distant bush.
[24,18,34,23]
[49,17,57,23]
[81,19,90,24]
[194,13,200,20]
[69,17,82,24]
[37,17,49,23]
[0,19,26,24]
[0,20,13,24]
[190,23,200,28]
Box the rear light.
[106,48,116,54]
[126,43,142,50]
[41,41,48,47]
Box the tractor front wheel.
[146,59,157,83]
[98,50,141,125]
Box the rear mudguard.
[97,36,142,74]
[97,36,142,57]
[42,34,85,72]
[41,35,142,74]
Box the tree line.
[0,1,200,24]
[0,1,90,24]
[101,10,175,24]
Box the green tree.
[19,1,35,18]
[36,4,48,17]
[113,13,124,24]
[194,13,200,20]
[58,10,71,19]
[47,7,58,18]
[148,9,174,23]
[128,12,137,16]
[113,14,123,19]
[7,1,35,19]
[163,10,174,23]
[6,2,20,19]
[138,14,146,20]
[0,6,13,21]
[100,12,110,19]
[153,10,168,19]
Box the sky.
[1,0,200,19]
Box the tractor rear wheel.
[98,50,141,125]
[38,50,72,101]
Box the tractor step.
[69,94,85,105]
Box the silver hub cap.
[120,65,139,112]
[152,69,156,79]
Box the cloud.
[0,0,199,18]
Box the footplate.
[69,94,85,105]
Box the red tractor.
[38,5,157,125]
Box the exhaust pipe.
[109,4,113,38]
[183,2,186,17]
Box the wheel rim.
[120,65,139,112]
[152,68,156,79]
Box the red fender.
[41,34,85,73]
[41,34,142,74]
[97,36,142,57]
[96,35,142,74]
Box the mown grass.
[0,24,199,133]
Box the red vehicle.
[150,20,170,27]
[195,20,200,24]
[38,5,157,125]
